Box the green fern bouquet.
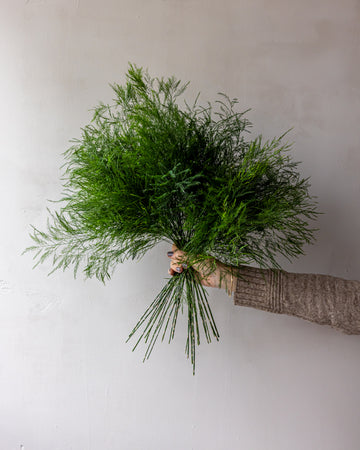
[26,65,318,372]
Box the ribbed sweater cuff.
[234,265,283,314]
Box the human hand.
[167,244,235,293]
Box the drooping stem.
[127,267,219,374]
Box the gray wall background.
[1,0,360,448]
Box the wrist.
[217,263,235,293]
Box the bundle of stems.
[25,65,318,373]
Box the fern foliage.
[26,65,318,373]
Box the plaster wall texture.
[1,0,360,449]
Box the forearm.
[233,265,360,334]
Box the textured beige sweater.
[234,265,360,334]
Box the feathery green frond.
[25,64,319,372]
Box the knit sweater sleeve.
[234,265,360,334]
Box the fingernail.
[182,263,188,269]
[176,267,182,273]
[167,251,174,257]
